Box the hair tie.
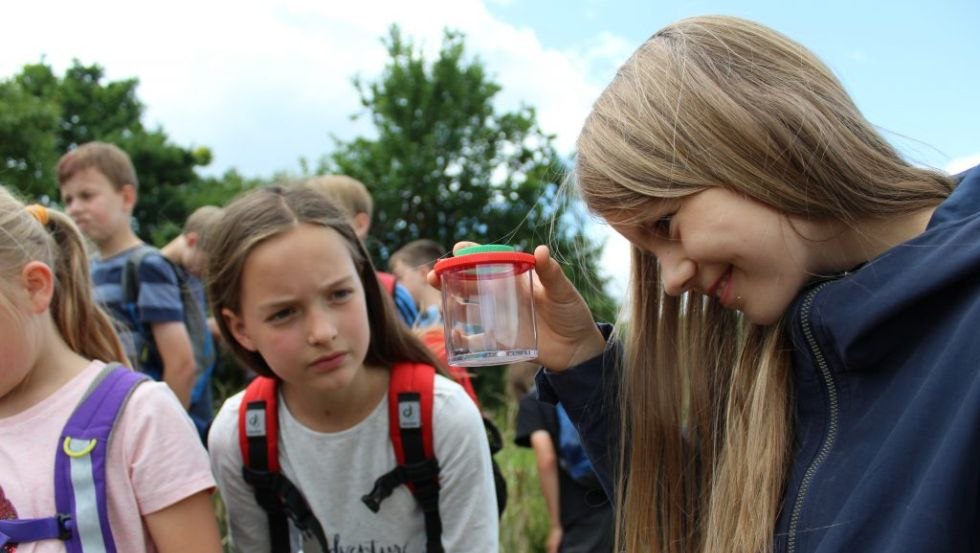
[26,204,50,226]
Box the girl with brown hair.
[206,186,498,552]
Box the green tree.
[321,26,616,406]
[0,60,218,244]
[323,26,617,323]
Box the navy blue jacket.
[538,165,980,552]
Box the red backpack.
[377,271,482,408]
[238,361,496,553]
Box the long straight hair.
[205,186,443,378]
[574,16,954,553]
[0,186,127,364]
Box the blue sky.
[3,0,978,292]
[485,0,980,173]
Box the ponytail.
[44,210,128,363]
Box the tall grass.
[494,400,551,552]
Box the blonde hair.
[205,186,441,379]
[575,15,954,553]
[183,205,224,237]
[0,187,127,364]
[303,175,374,218]
[56,141,139,192]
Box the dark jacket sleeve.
[534,323,621,501]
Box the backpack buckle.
[362,466,407,513]
[57,513,73,540]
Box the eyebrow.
[255,275,357,312]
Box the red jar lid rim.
[433,251,536,275]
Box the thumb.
[533,245,578,301]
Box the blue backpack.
[121,245,215,438]
[0,364,147,552]
[555,402,599,486]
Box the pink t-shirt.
[0,361,215,552]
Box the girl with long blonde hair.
[0,186,222,552]
[438,15,977,553]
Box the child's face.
[0,282,39,400]
[182,235,208,278]
[390,258,428,305]
[59,167,134,246]
[608,187,822,326]
[225,224,372,393]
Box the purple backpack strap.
[54,363,147,553]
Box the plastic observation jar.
[433,245,538,367]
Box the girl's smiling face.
[223,224,372,393]
[607,187,823,325]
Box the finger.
[428,241,480,288]
[532,245,578,301]
[426,268,440,288]
[452,241,479,254]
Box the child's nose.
[307,306,339,345]
[660,256,697,296]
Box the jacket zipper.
[786,283,838,553]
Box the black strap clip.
[57,513,73,541]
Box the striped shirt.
[391,281,420,327]
[91,245,184,380]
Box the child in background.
[302,175,419,326]
[160,205,224,438]
[0,186,220,552]
[389,239,445,329]
[389,238,480,402]
[206,186,498,552]
[438,16,980,553]
[509,364,613,553]
[58,142,197,413]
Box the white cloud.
[3,0,638,289]
[597,225,631,297]
[2,0,632,176]
[945,153,980,175]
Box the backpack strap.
[56,363,147,553]
[362,362,444,553]
[0,364,146,552]
[239,377,328,552]
[119,245,157,366]
[1,364,144,550]
[375,271,397,296]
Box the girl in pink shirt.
[0,185,222,552]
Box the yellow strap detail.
[63,437,98,458]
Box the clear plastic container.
[433,245,538,367]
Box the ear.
[221,307,257,351]
[21,261,55,314]
[184,231,199,249]
[120,183,138,212]
[351,212,371,239]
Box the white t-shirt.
[0,361,215,552]
[209,374,499,553]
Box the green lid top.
[455,244,515,256]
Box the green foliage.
[0,67,60,200]
[322,25,617,323]
[0,60,242,245]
